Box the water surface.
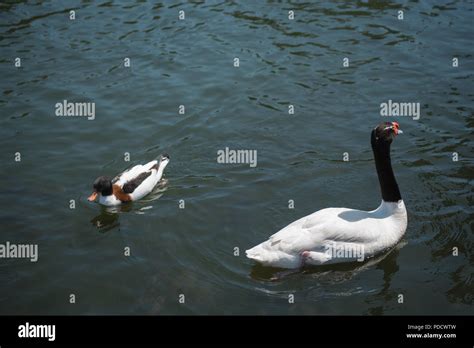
[0,0,473,315]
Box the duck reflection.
[90,205,132,233]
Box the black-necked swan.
[88,154,170,206]
[246,122,407,269]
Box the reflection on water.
[90,206,123,233]
[91,210,118,231]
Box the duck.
[246,122,407,269]
[88,154,170,206]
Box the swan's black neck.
[371,131,402,202]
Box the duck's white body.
[98,158,169,206]
[246,200,407,269]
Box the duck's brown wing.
[122,171,153,194]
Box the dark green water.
[0,1,472,315]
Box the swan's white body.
[99,159,169,206]
[246,200,407,269]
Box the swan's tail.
[246,242,301,269]
[245,244,266,263]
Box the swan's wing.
[247,208,382,267]
[268,217,321,253]
[246,210,333,267]
[268,208,344,251]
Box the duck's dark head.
[371,121,403,150]
[88,176,113,201]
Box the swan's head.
[371,122,403,147]
[88,176,113,201]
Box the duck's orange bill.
[392,122,401,135]
[88,192,98,202]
